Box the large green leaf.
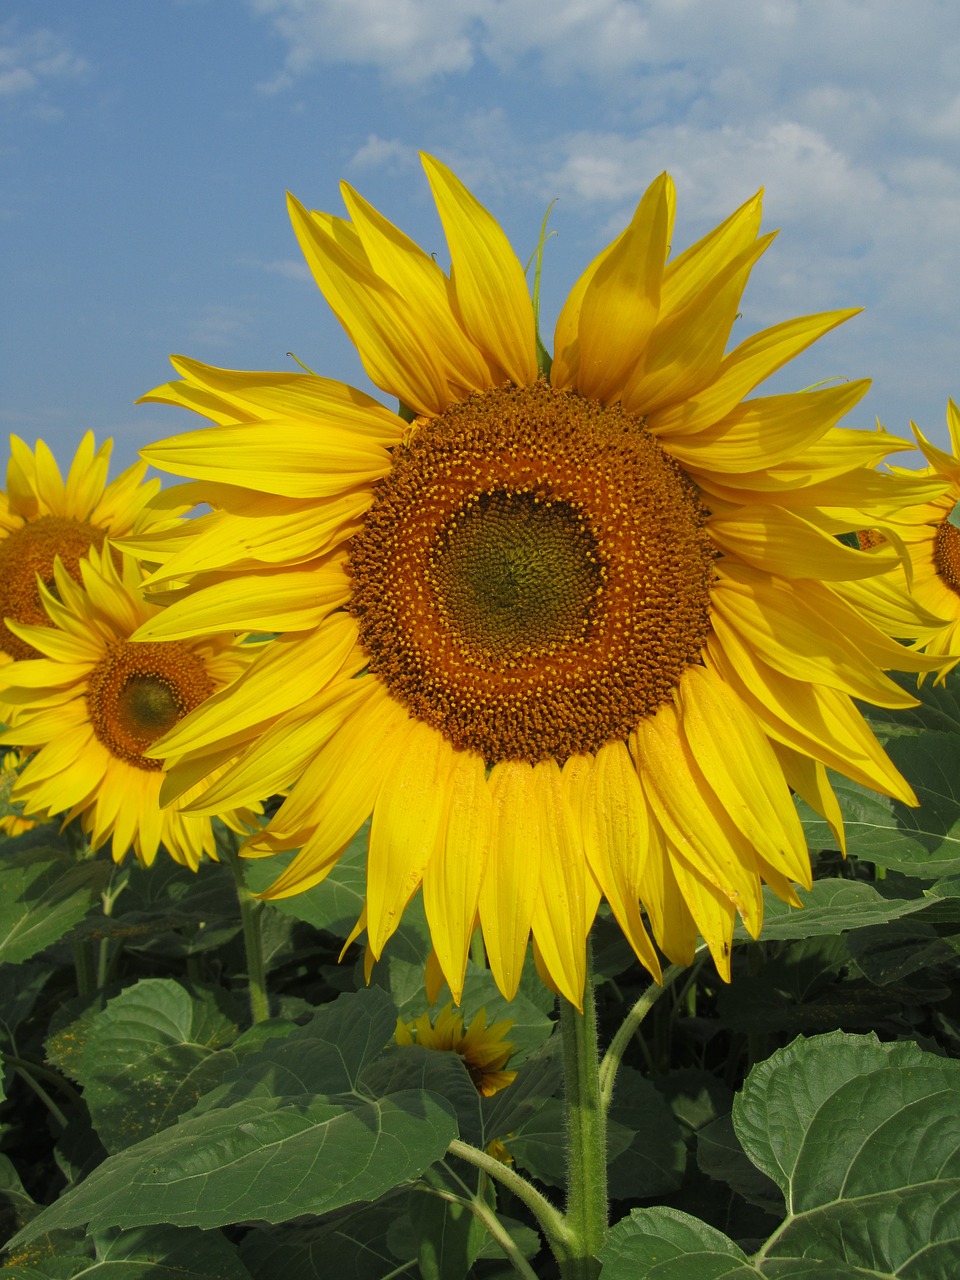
[2,1224,252,1278]
[192,986,398,1108]
[72,979,241,1152]
[0,846,110,964]
[796,732,960,876]
[240,1201,417,1280]
[361,1043,484,1148]
[604,1033,960,1277]
[599,1206,755,1279]
[10,1088,458,1240]
[732,878,930,942]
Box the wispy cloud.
[185,304,255,348]
[0,21,89,112]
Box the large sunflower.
[0,433,163,662]
[129,156,944,1004]
[0,546,257,868]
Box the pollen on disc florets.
[86,640,215,770]
[347,381,716,765]
[935,518,960,595]
[0,516,108,660]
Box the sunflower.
[0,750,38,837]
[0,546,258,868]
[855,400,960,674]
[0,433,165,663]
[128,155,944,1004]
[396,1003,516,1098]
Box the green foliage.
[0,846,110,964]
[4,671,960,1277]
[602,1031,960,1277]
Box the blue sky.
[3,0,960,476]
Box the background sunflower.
[0,545,259,868]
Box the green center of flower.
[87,640,215,770]
[935,519,960,595]
[0,516,107,660]
[431,491,602,657]
[348,382,716,765]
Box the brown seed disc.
[347,381,716,764]
[935,519,960,594]
[0,516,108,660]
[86,640,215,770]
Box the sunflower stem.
[72,937,97,999]
[558,949,607,1280]
[446,1139,572,1262]
[597,962,687,1113]
[221,832,270,1024]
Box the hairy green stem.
[559,957,607,1280]
[447,1138,572,1262]
[221,833,270,1024]
[426,1181,540,1280]
[598,963,685,1112]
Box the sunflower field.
[1,158,959,1279]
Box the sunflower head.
[0,433,163,662]
[0,545,259,868]
[395,1003,517,1097]
[130,155,944,1003]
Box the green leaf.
[733,1031,960,1275]
[605,1066,686,1200]
[0,846,110,964]
[410,1185,486,1280]
[193,986,398,1109]
[361,1043,484,1148]
[1,1224,252,1278]
[795,732,960,876]
[733,878,930,942]
[240,1201,416,1280]
[599,1207,754,1279]
[696,1115,782,1216]
[242,827,368,938]
[481,1036,561,1143]
[98,858,241,959]
[72,979,240,1151]
[10,1088,458,1240]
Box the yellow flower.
[0,750,37,837]
[0,433,163,662]
[130,156,941,1003]
[396,1003,516,1097]
[863,400,960,675]
[0,546,258,868]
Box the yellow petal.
[421,153,537,387]
[142,419,391,499]
[133,562,350,639]
[575,172,671,403]
[708,504,899,580]
[422,749,492,1004]
[341,181,497,397]
[573,744,661,980]
[289,193,451,415]
[648,309,859,438]
[478,760,542,1000]
[530,758,590,1009]
[704,632,915,804]
[622,232,773,415]
[676,664,811,888]
[367,721,454,957]
[771,741,846,857]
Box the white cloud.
[0,22,88,107]
[237,254,313,282]
[348,134,419,173]
[185,304,255,348]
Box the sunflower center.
[86,640,215,770]
[935,519,960,594]
[348,382,716,764]
[0,516,108,660]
